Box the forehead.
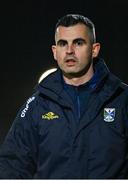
[55,24,90,41]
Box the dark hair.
[55,14,96,44]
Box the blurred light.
[38,68,57,83]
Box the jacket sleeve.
[0,96,38,178]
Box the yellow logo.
[42,112,59,120]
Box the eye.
[76,40,84,46]
[74,39,86,46]
[57,40,67,47]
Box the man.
[0,14,128,178]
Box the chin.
[63,70,84,78]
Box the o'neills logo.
[21,96,35,117]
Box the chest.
[32,96,127,154]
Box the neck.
[63,67,94,86]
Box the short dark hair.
[55,14,96,44]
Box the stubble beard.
[62,58,93,79]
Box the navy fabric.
[64,84,91,120]
[0,58,128,178]
[63,65,103,120]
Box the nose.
[66,44,74,54]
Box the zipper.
[75,87,81,119]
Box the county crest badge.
[104,108,115,122]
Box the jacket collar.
[36,58,121,107]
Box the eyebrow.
[73,38,86,44]
[56,39,67,45]
[56,38,86,45]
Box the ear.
[92,43,101,58]
[51,45,57,61]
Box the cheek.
[76,49,92,59]
[56,50,65,60]
[84,48,92,57]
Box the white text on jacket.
[21,97,35,117]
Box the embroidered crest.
[42,112,59,120]
[104,108,115,122]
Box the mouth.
[65,59,77,66]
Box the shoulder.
[120,82,128,101]
[17,91,40,119]
[120,81,128,90]
[108,73,128,90]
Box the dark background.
[1,0,128,143]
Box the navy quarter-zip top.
[0,58,128,178]
[63,69,99,120]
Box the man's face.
[52,24,100,77]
